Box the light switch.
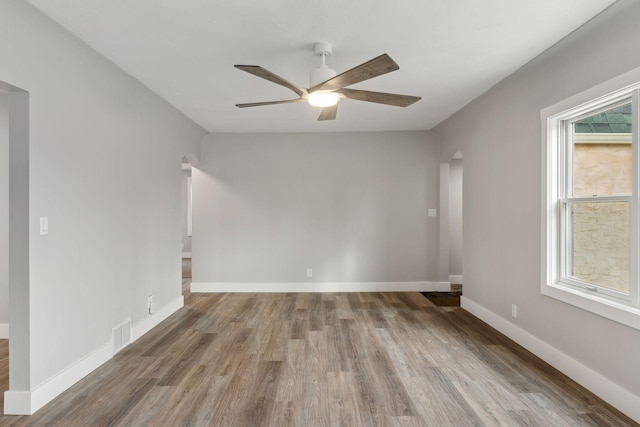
[39,217,49,235]
[428,209,437,217]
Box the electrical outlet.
[306,268,313,278]
[511,304,518,319]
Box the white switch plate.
[511,304,518,318]
[148,295,156,314]
[428,209,437,217]
[39,217,49,235]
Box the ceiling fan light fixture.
[308,91,340,107]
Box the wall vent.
[112,319,132,355]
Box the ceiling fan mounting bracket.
[313,42,333,57]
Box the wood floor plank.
[274,339,305,402]
[0,292,637,426]
[327,371,362,427]
[206,353,260,426]
[111,384,175,427]
[354,318,415,418]
[268,399,301,427]
[91,377,158,426]
[340,319,391,426]
[304,330,327,384]
[450,377,527,426]
[302,382,331,427]
[325,325,351,373]
[230,360,283,427]
[157,331,217,386]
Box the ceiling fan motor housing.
[309,66,336,88]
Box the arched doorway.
[181,153,199,299]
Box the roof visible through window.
[574,103,632,133]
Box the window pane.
[570,201,629,293]
[572,103,632,197]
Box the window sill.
[542,283,640,330]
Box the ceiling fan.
[234,42,421,121]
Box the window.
[542,68,640,330]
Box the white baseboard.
[448,275,463,285]
[181,252,192,258]
[132,295,184,341]
[4,295,185,416]
[0,323,8,339]
[191,281,451,293]
[461,296,640,423]
[3,391,31,415]
[4,341,112,415]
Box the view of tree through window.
[569,103,632,293]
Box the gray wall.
[193,131,440,285]
[0,94,8,333]
[433,0,640,402]
[0,0,205,393]
[6,89,30,392]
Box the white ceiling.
[27,0,617,133]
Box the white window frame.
[560,98,633,303]
[542,66,640,331]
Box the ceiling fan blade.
[337,88,421,107]
[309,54,399,93]
[317,103,338,121]
[236,98,304,108]
[235,65,306,97]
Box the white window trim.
[541,65,640,331]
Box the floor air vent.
[112,319,132,355]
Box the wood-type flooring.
[182,257,192,280]
[0,291,636,426]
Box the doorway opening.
[428,151,464,307]
[0,82,30,415]
[181,154,198,300]
[448,151,463,291]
